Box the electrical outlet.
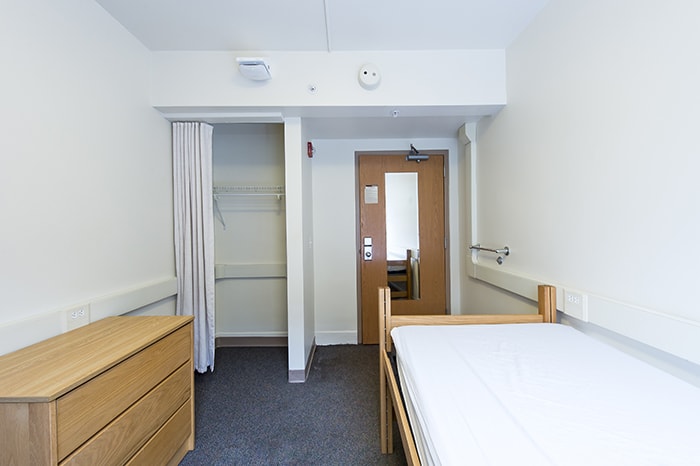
[563,290,588,321]
[66,305,90,331]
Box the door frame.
[354,150,451,343]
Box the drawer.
[126,399,192,466]
[60,363,191,466]
[56,325,191,460]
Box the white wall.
[149,49,493,355]
[475,0,700,372]
[0,0,174,354]
[151,50,505,110]
[284,118,316,381]
[302,123,316,367]
[212,124,287,338]
[312,137,465,345]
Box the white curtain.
[172,122,216,373]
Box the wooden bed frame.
[378,284,557,465]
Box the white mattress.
[391,323,700,466]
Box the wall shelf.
[215,263,287,280]
[213,185,285,197]
[213,185,285,229]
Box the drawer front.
[125,399,192,466]
[60,363,190,466]
[57,324,191,460]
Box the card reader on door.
[363,237,373,261]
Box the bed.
[378,285,700,465]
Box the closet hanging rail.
[212,185,286,230]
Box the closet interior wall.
[212,123,287,345]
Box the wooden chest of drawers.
[0,316,194,465]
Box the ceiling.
[94,0,550,138]
[94,0,548,52]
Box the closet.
[212,124,287,345]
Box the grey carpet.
[180,345,408,466]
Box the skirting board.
[216,335,288,347]
[0,278,177,356]
[315,331,357,346]
[216,332,357,347]
[289,339,317,384]
[470,262,700,367]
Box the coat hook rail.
[469,244,510,256]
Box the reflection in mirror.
[385,172,420,300]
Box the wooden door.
[358,152,446,344]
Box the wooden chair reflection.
[387,250,412,299]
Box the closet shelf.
[213,185,285,230]
[215,263,287,280]
[213,185,285,196]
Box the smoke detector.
[236,57,272,81]
[358,64,381,90]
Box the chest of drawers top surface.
[0,315,193,402]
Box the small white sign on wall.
[364,185,379,204]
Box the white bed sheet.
[391,323,700,466]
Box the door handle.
[363,236,373,261]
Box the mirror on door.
[385,172,420,300]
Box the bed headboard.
[379,284,556,352]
